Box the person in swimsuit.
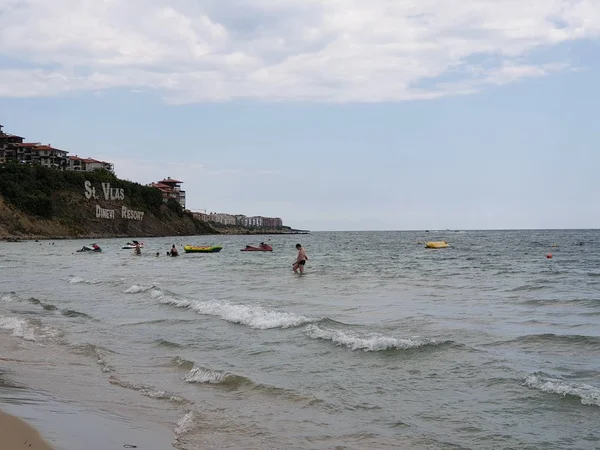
[293,243,308,274]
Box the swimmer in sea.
[292,243,308,274]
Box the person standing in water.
[292,243,308,274]
[170,244,179,256]
[134,242,141,255]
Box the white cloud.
[0,0,598,102]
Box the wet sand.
[0,410,54,450]
[1,334,178,450]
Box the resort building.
[189,210,283,229]
[263,217,283,228]
[0,124,25,164]
[0,124,24,149]
[67,156,114,172]
[0,141,69,169]
[0,124,114,172]
[236,216,281,228]
[208,213,237,225]
[191,210,210,222]
[150,177,186,208]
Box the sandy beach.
[0,410,54,450]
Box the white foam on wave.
[304,324,444,351]
[1,292,20,302]
[160,296,317,329]
[0,316,36,341]
[108,376,186,403]
[524,373,600,407]
[174,410,199,438]
[182,366,230,384]
[66,276,100,285]
[94,348,113,373]
[0,315,61,342]
[124,285,159,294]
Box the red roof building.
[68,155,114,172]
[0,124,114,172]
[1,141,68,169]
[0,124,25,150]
[150,177,186,208]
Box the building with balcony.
[263,217,283,228]
[150,177,186,209]
[208,213,236,225]
[0,124,24,149]
[67,156,114,172]
[0,124,114,172]
[1,142,69,169]
[0,124,25,164]
[189,211,283,229]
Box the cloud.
[0,0,598,102]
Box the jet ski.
[122,240,144,249]
[77,244,102,252]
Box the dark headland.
[0,163,218,239]
[0,164,303,239]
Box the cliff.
[0,163,219,239]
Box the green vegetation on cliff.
[0,163,217,238]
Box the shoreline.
[1,229,309,241]
[0,331,179,450]
[0,410,54,450]
[1,233,220,241]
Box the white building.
[244,216,264,227]
[208,213,236,225]
[67,156,114,172]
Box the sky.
[1,0,599,231]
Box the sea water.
[1,230,599,449]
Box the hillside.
[0,163,218,238]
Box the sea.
[1,230,599,450]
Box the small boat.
[183,245,223,253]
[77,244,102,253]
[122,240,144,249]
[425,241,449,249]
[241,243,273,252]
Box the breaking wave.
[1,292,21,303]
[174,410,200,441]
[108,375,187,403]
[524,373,600,407]
[158,293,318,330]
[176,358,322,405]
[0,315,62,342]
[303,324,451,352]
[124,285,160,294]
[65,276,101,285]
[182,365,251,388]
